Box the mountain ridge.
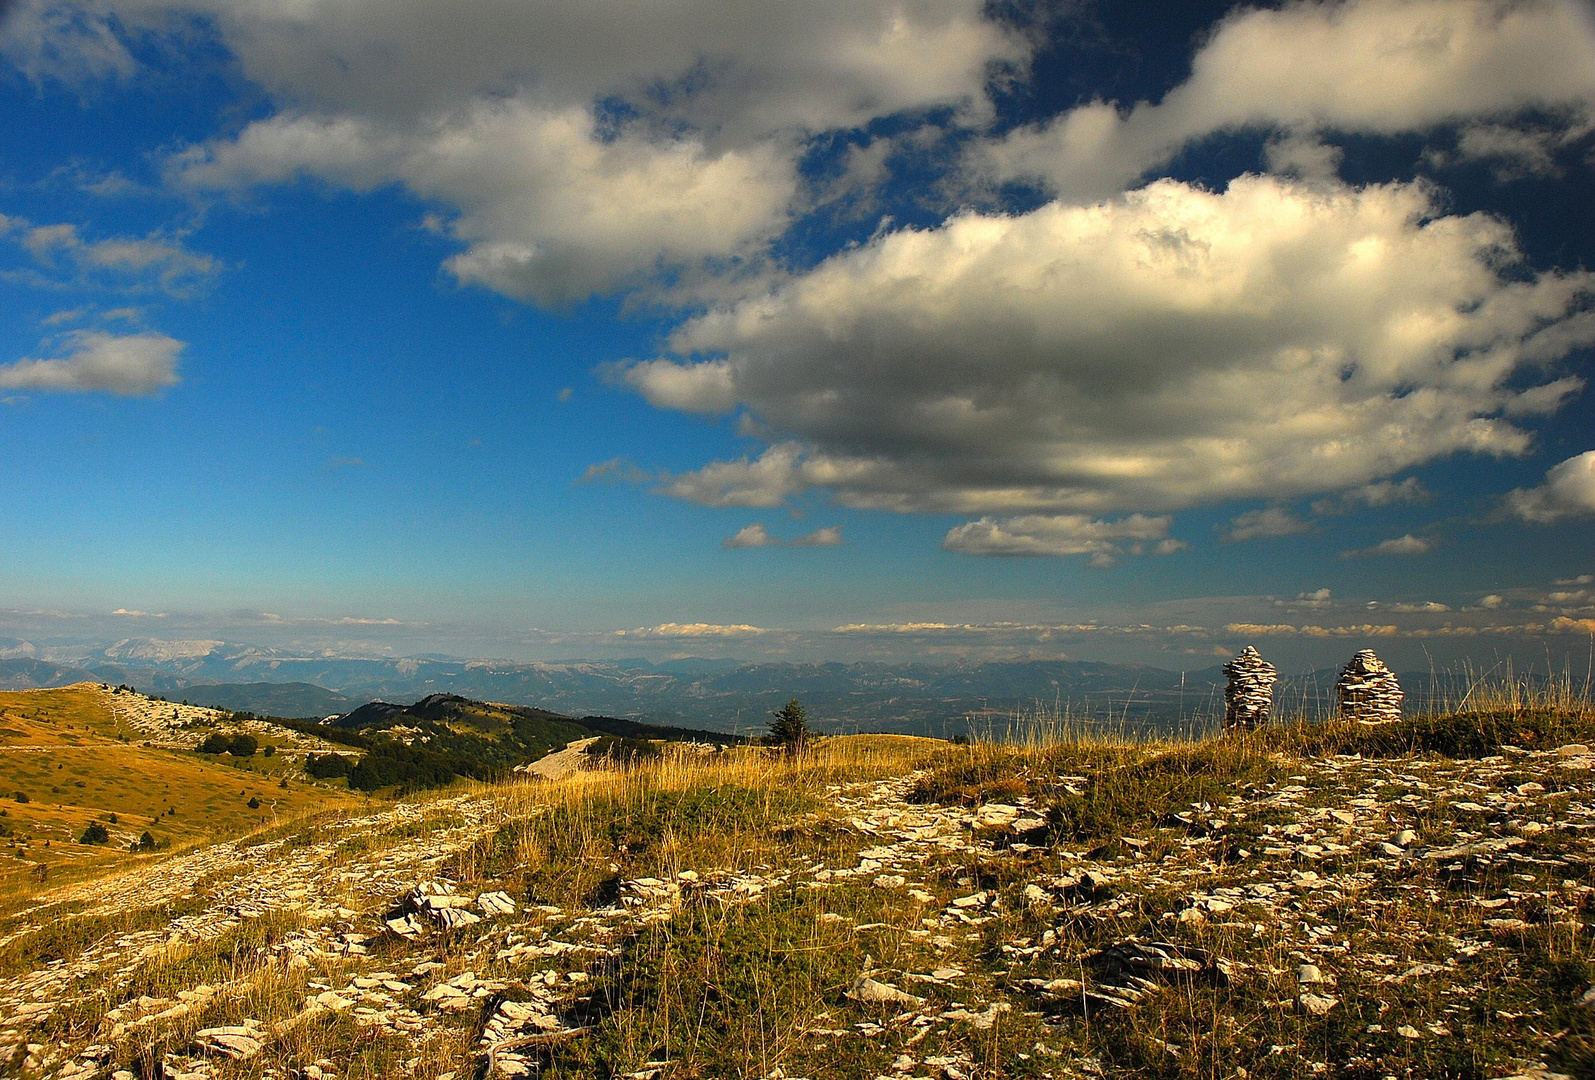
[0,638,1464,734]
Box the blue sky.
[0,0,1593,671]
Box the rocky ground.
[99,687,347,756]
[0,721,1589,1079]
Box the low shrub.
[198,732,259,756]
[196,733,231,755]
[1262,708,1595,758]
[584,735,661,764]
[305,753,352,779]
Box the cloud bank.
[10,0,1024,306]
[641,176,1591,520]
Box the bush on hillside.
[79,822,109,845]
[584,735,662,765]
[196,733,232,755]
[198,732,259,756]
[346,741,483,792]
[305,753,352,779]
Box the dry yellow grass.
[0,686,364,902]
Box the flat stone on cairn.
[1336,649,1403,724]
[1224,645,1277,731]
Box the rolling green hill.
[250,693,744,792]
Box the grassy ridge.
[0,694,1590,1079]
[0,686,363,902]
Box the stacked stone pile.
[1337,649,1403,724]
[1223,645,1277,730]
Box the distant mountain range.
[0,637,1452,736]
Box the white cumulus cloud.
[721,523,844,548]
[1504,450,1595,522]
[616,622,768,638]
[980,0,1595,201]
[1223,507,1313,541]
[2,216,219,294]
[0,330,182,395]
[649,175,1593,515]
[1342,533,1435,557]
[14,0,1025,306]
[174,104,797,305]
[1310,477,1428,514]
[942,513,1181,566]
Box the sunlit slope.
[0,709,1591,1078]
[0,684,363,897]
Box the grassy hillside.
[306,693,742,791]
[0,684,365,900]
[0,701,1589,1079]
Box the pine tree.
[766,698,810,751]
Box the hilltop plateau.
[0,691,1588,1080]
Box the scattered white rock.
[193,1025,263,1060]
[1296,994,1338,1017]
[478,891,517,916]
[846,976,925,1008]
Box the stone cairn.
[1223,645,1277,731]
[1336,649,1403,724]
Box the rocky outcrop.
[1223,646,1277,730]
[1336,649,1403,724]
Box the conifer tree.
[767,698,810,750]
